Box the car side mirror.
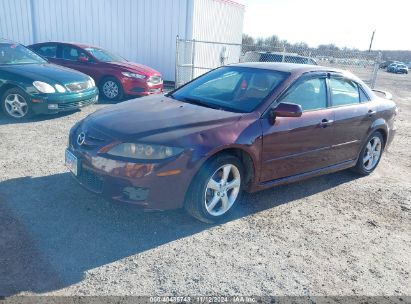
[269,102,302,124]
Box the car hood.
[108,61,161,76]
[83,95,244,142]
[1,63,89,84]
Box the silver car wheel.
[204,164,241,216]
[363,136,382,170]
[102,80,119,99]
[4,93,28,118]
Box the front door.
[260,74,336,182]
[55,45,96,78]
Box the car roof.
[32,41,101,49]
[230,62,351,75]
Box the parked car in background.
[379,60,398,69]
[387,62,408,74]
[29,42,163,101]
[65,62,397,223]
[387,63,398,73]
[242,51,317,65]
[393,64,408,74]
[0,40,98,119]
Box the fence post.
[370,52,382,89]
[191,39,196,83]
[175,35,180,89]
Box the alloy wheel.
[363,136,382,170]
[204,164,241,216]
[102,80,119,99]
[4,93,28,118]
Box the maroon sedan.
[29,42,163,100]
[65,63,397,223]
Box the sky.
[241,0,410,51]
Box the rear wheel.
[185,154,243,223]
[352,131,384,175]
[100,77,123,101]
[1,87,33,119]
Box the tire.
[185,154,243,223]
[352,131,384,175]
[99,77,124,101]
[1,87,34,119]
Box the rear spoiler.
[372,89,393,100]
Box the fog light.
[48,104,58,109]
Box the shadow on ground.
[0,110,79,125]
[0,170,360,296]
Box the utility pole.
[368,30,376,52]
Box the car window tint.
[193,71,242,94]
[62,46,88,61]
[330,78,360,106]
[280,78,327,111]
[260,53,282,62]
[172,66,288,113]
[36,45,57,58]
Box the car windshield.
[170,66,288,113]
[85,47,125,62]
[0,43,47,65]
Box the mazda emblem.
[77,132,86,146]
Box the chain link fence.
[175,36,381,88]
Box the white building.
[0,0,244,81]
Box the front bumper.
[31,87,99,114]
[120,77,163,96]
[66,146,197,211]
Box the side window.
[36,45,57,58]
[329,78,360,106]
[359,87,370,102]
[62,46,89,61]
[279,78,327,111]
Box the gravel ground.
[0,71,410,297]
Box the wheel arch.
[98,75,121,87]
[369,118,388,147]
[0,82,24,98]
[200,146,258,192]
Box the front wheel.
[100,77,124,101]
[352,132,384,175]
[1,87,33,119]
[185,154,243,223]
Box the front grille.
[147,76,163,85]
[58,96,96,110]
[66,81,91,92]
[78,167,104,193]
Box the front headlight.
[55,84,66,93]
[88,77,95,87]
[33,81,56,93]
[121,72,146,79]
[106,143,183,160]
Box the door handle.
[319,119,334,128]
[368,109,377,116]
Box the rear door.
[328,75,377,162]
[260,73,336,182]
